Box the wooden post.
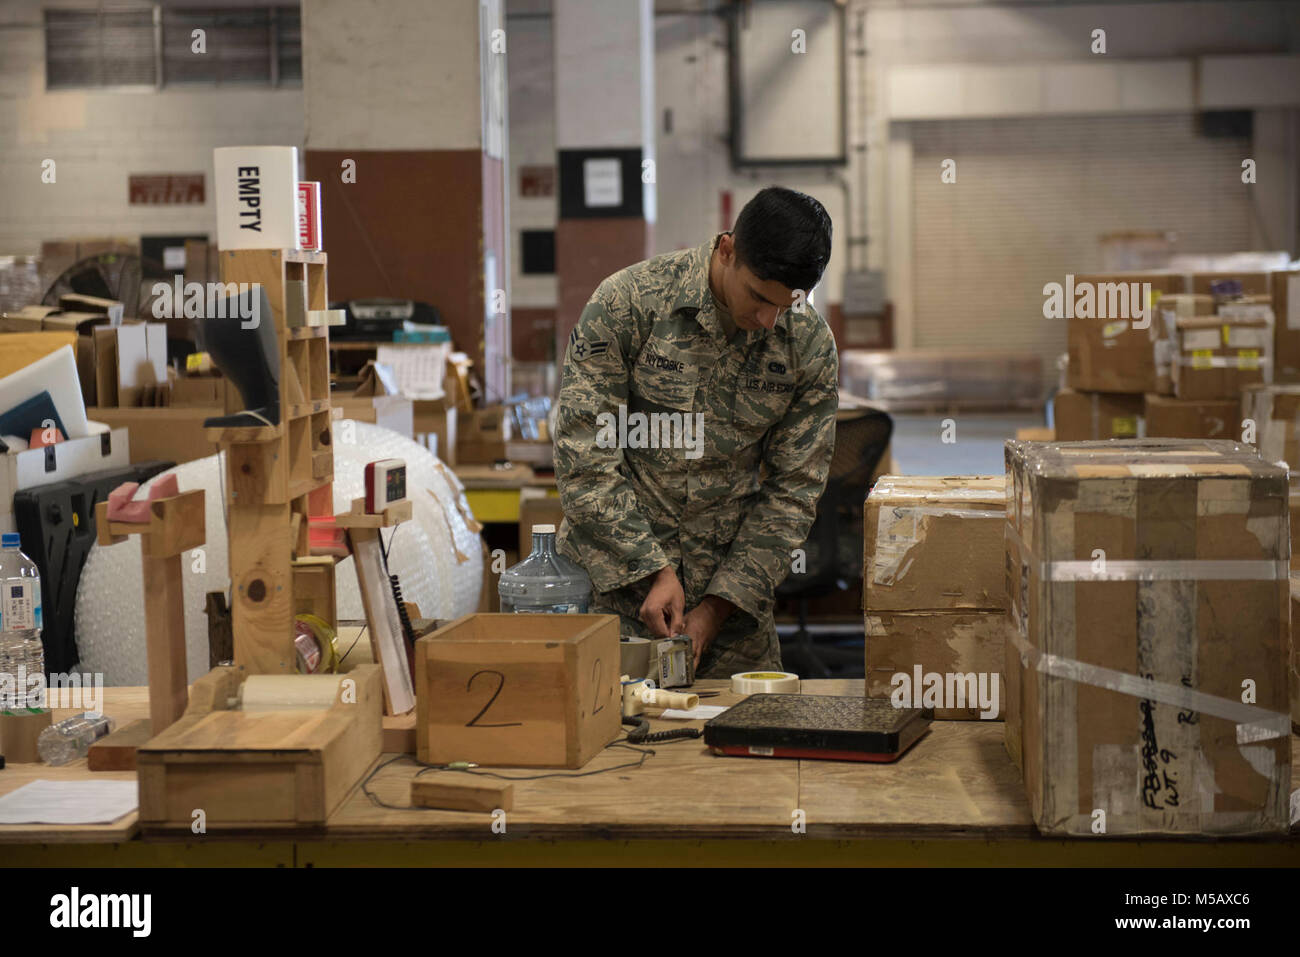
[94,489,205,736]
[209,249,337,674]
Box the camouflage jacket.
[554,234,839,665]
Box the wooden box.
[1005,439,1291,835]
[137,665,382,830]
[416,613,620,768]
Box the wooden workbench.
[2,680,1297,866]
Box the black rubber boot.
[195,285,281,429]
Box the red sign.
[520,165,555,198]
[129,174,205,205]
[298,181,321,251]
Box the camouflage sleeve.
[554,278,669,592]
[705,320,839,622]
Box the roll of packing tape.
[239,675,343,712]
[731,671,800,694]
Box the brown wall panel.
[513,307,557,362]
[304,149,490,376]
[555,217,652,360]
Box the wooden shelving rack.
[210,248,337,674]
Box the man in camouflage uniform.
[554,188,838,677]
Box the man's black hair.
[731,187,832,292]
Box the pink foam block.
[106,474,181,523]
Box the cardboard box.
[1290,575,1300,729]
[333,395,415,439]
[413,397,457,463]
[459,405,511,443]
[1188,271,1272,297]
[169,373,230,409]
[1171,312,1271,400]
[1291,493,1300,574]
[1066,273,1185,394]
[864,475,1005,611]
[84,408,217,467]
[1054,389,1143,441]
[416,613,620,768]
[518,492,565,557]
[1272,270,1300,383]
[1153,294,1216,393]
[1240,384,1300,469]
[1,427,131,533]
[1004,438,1291,835]
[1143,393,1239,440]
[864,611,1005,720]
[456,439,507,465]
[0,331,77,379]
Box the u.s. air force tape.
[732,671,800,694]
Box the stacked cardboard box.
[863,475,1006,719]
[1064,276,1283,442]
[1240,383,1300,569]
[1170,309,1271,400]
[1291,575,1300,732]
[1004,439,1292,836]
[1272,269,1300,383]
[1061,272,1184,440]
[1053,389,1142,441]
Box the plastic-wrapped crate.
[840,350,1042,410]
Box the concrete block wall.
[0,0,304,256]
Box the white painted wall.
[302,0,485,151]
[0,0,304,255]
[507,8,557,308]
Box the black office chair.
[776,407,893,678]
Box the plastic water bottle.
[499,524,592,613]
[0,532,44,711]
[37,712,115,766]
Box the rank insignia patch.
[570,327,610,361]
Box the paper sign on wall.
[583,158,622,208]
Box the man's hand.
[682,595,735,669]
[639,565,685,638]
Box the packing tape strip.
[1007,628,1290,743]
[731,671,800,694]
[1006,521,1287,582]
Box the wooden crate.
[416,613,620,769]
[137,665,382,830]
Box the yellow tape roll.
[731,671,800,694]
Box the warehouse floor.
[889,411,1045,475]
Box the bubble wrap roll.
[74,421,483,685]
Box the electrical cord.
[621,715,703,745]
[377,521,417,650]
[337,623,367,665]
[360,740,664,811]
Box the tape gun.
[654,634,694,688]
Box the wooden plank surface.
[0,689,149,844]
[3,681,1297,845]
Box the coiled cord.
[621,715,702,745]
